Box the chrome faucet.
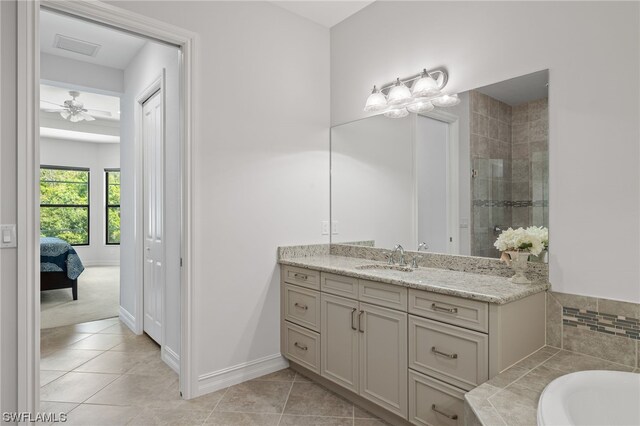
[411,242,429,268]
[389,244,406,266]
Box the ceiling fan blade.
[41,100,66,107]
[85,109,113,118]
[78,111,96,122]
[42,108,65,113]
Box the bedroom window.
[40,166,90,245]
[105,169,120,245]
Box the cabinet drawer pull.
[294,273,308,280]
[294,342,308,351]
[351,308,357,331]
[358,310,365,333]
[431,346,458,359]
[431,404,458,420]
[294,302,308,310]
[431,303,458,314]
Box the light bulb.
[69,114,81,123]
[59,110,70,120]
[387,78,412,106]
[384,107,409,118]
[412,69,440,97]
[432,94,461,107]
[364,85,388,112]
[407,99,435,114]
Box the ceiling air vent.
[53,34,101,57]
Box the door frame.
[414,110,460,254]
[16,0,197,413]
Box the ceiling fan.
[41,90,112,123]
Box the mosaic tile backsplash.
[563,307,639,340]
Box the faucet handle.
[411,255,423,269]
[398,253,407,266]
[386,253,394,265]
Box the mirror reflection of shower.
[470,71,549,258]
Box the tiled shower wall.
[511,98,549,228]
[470,91,512,258]
[470,92,549,257]
[546,292,640,368]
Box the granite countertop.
[278,255,549,304]
[464,346,639,426]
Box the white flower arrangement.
[526,226,549,249]
[494,227,547,256]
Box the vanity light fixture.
[432,93,461,107]
[364,68,460,118]
[364,85,388,112]
[387,78,413,106]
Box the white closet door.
[143,89,164,344]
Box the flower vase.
[530,249,548,264]
[504,251,531,284]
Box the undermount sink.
[356,264,413,272]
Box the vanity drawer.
[409,369,464,426]
[283,266,320,290]
[321,272,358,299]
[409,289,488,333]
[409,315,488,391]
[284,321,320,374]
[284,284,321,332]
[359,279,408,311]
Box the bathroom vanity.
[278,252,548,426]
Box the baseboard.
[119,306,137,333]
[83,260,120,267]
[162,345,180,374]
[196,353,289,397]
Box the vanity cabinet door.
[358,302,408,418]
[321,293,360,393]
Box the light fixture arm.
[378,68,448,95]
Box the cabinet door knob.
[294,342,308,351]
[431,404,458,420]
[431,346,458,359]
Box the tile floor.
[40,318,388,425]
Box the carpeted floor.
[41,266,120,329]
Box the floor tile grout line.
[277,380,295,425]
[201,386,231,425]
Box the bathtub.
[537,370,640,426]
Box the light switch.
[0,225,16,248]
[331,220,339,235]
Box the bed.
[40,237,85,300]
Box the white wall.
[39,138,120,266]
[120,40,181,363]
[332,115,415,248]
[331,1,640,303]
[109,0,330,395]
[41,52,123,95]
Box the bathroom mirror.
[330,70,549,258]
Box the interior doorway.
[16,1,196,412]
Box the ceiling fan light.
[407,99,435,114]
[384,107,409,119]
[59,110,70,120]
[69,113,82,123]
[432,94,461,107]
[387,78,412,106]
[412,69,440,97]
[364,85,388,112]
